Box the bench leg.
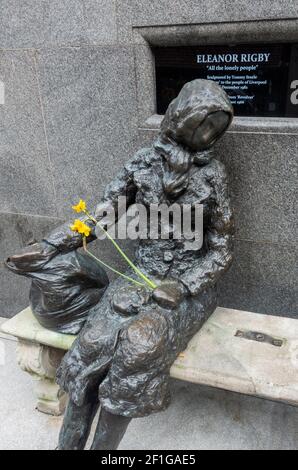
[16,339,67,416]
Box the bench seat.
[1,306,298,415]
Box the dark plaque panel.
[155,43,298,117]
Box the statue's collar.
[153,137,214,166]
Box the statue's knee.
[121,313,168,366]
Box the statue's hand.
[6,241,58,273]
[152,280,188,310]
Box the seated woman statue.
[7,79,234,450]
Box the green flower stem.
[82,237,147,289]
[84,210,157,290]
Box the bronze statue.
[6,80,234,450]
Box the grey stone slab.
[133,19,298,47]
[171,307,298,406]
[35,46,140,217]
[224,240,297,292]
[134,45,156,126]
[217,132,298,245]
[1,307,75,350]
[0,212,62,318]
[140,114,298,135]
[0,50,57,216]
[117,1,298,44]
[218,278,298,319]
[228,117,298,135]
[0,1,117,49]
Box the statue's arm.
[42,216,95,253]
[180,160,234,296]
[98,161,139,221]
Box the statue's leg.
[90,407,131,450]
[57,398,98,450]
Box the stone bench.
[1,306,298,416]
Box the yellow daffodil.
[70,219,91,237]
[70,198,157,290]
[72,199,87,214]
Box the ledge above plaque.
[155,43,298,118]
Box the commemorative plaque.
[155,43,298,117]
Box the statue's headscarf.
[155,79,233,197]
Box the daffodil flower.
[70,219,91,237]
[71,199,157,290]
[72,199,87,213]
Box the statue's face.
[178,110,230,151]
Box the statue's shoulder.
[125,146,157,174]
[205,158,228,183]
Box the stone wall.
[0,1,297,318]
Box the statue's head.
[160,79,233,151]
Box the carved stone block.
[16,339,67,416]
